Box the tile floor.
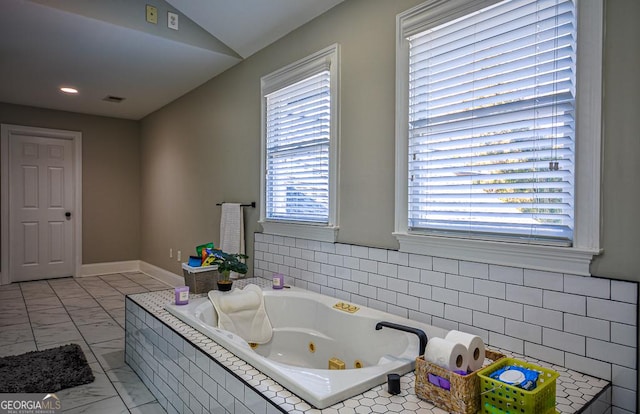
[0,272,172,413]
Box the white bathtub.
[165,286,448,409]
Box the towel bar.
[216,202,256,208]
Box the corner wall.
[0,102,141,264]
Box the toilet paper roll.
[424,337,468,371]
[445,330,485,371]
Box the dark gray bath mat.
[0,343,94,393]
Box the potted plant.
[209,249,248,291]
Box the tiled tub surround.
[253,234,638,413]
[126,283,611,414]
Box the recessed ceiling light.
[60,87,78,94]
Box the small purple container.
[272,273,284,289]
[175,286,189,305]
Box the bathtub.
[165,285,448,409]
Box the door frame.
[1,124,82,285]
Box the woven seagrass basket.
[415,348,506,414]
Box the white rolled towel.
[445,330,485,371]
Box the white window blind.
[265,71,331,223]
[407,0,576,244]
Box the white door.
[9,134,75,281]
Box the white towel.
[219,203,245,279]
[208,284,273,344]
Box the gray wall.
[0,102,141,264]
[140,0,640,282]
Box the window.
[260,45,340,242]
[395,0,603,275]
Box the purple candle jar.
[272,273,284,289]
[175,286,189,305]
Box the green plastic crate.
[477,358,559,414]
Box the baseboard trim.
[80,260,140,277]
[139,261,183,287]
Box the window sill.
[393,232,601,276]
[260,220,339,243]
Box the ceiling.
[0,0,344,120]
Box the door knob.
[65,212,71,218]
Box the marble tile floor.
[0,272,172,413]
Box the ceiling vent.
[103,95,125,103]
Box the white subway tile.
[524,269,563,291]
[397,293,420,311]
[409,254,433,270]
[269,243,279,254]
[327,254,344,266]
[294,279,308,289]
[284,256,296,267]
[473,311,505,334]
[433,257,459,274]
[457,324,489,343]
[488,332,524,354]
[565,274,611,299]
[474,279,506,300]
[359,284,376,299]
[611,323,636,347]
[409,310,432,325]
[459,292,489,312]
[506,284,543,306]
[388,251,409,266]
[342,280,358,294]
[432,286,459,305]
[307,261,320,273]
[314,251,328,263]
[459,261,489,279]
[335,290,350,302]
[272,235,284,246]
[254,233,265,242]
[289,247,302,258]
[294,238,307,248]
[301,249,314,261]
[489,265,524,285]
[445,304,473,325]
[611,405,633,414]
[543,327,585,355]
[351,245,369,259]
[307,240,321,251]
[543,290,586,315]
[505,319,541,343]
[611,280,638,304]
[368,299,387,312]
[564,314,610,341]
[421,270,445,287]
[378,288,397,305]
[225,373,245,400]
[378,262,398,278]
[565,353,612,381]
[272,254,284,265]
[343,256,359,270]
[420,298,444,318]
[320,285,336,297]
[586,338,636,369]
[446,274,474,293]
[335,266,351,280]
[277,264,290,275]
[350,270,368,284]
[432,317,459,331]
[261,234,273,243]
[489,298,523,320]
[268,262,279,272]
[587,297,636,325]
[335,243,351,256]
[524,305,563,330]
[351,294,367,307]
[360,259,378,273]
[388,278,408,294]
[328,277,343,290]
[284,236,296,247]
[278,245,290,256]
[612,385,637,412]
[368,247,388,262]
[408,281,431,299]
[398,266,420,282]
[524,342,564,366]
[368,273,387,288]
[612,364,637,390]
[313,273,328,286]
[320,241,335,254]
[320,263,335,277]
[387,304,408,319]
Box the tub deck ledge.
[125,278,611,414]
